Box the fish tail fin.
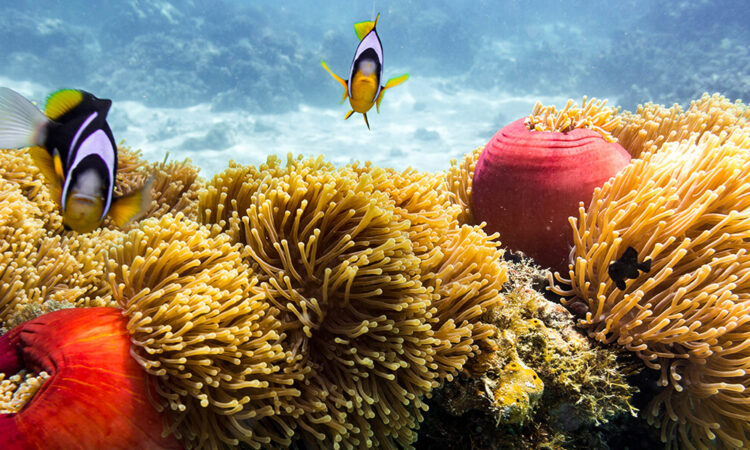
[363,113,370,130]
[376,73,409,113]
[0,87,49,149]
[639,258,652,273]
[354,12,380,40]
[108,176,154,228]
[321,60,349,95]
[344,110,355,120]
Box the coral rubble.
[417,256,642,449]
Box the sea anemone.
[0,307,182,449]
[199,156,439,449]
[108,212,297,449]
[614,93,750,158]
[198,155,507,448]
[444,146,483,226]
[472,98,631,271]
[551,128,750,449]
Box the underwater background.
[3,2,750,449]
[2,0,747,174]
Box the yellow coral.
[551,129,750,449]
[492,359,544,424]
[139,156,203,223]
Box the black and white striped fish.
[0,87,151,232]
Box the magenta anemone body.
[473,118,631,271]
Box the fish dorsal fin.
[354,13,380,40]
[45,89,84,120]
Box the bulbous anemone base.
[473,118,631,271]
[0,307,182,450]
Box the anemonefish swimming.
[0,87,151,233]
[321,13,409,129]
[608,246,652,290]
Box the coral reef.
[0,307,182,449]
[472,98,631,271]
[551,127,750,448]
[417,256,643,449]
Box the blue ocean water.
[1,0,747,175]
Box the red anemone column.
[473,118,631,271]
[0,307,182,450]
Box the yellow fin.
[363,113,370,130]
[377,73,409,113]
[384,73,409,90]
[321,60,349,99]
[53,148,65,180]
[45,89,84,120]
[27,146,62,204]
[354,13,380,40]
[344,110,355,120]
[108,177,154,228]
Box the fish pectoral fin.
[363,113,370,130]
[377,74,409,113]
[344,110,355,120]
[108,176,154,227]
[384,73,409,90]
[27,146,63,203]
[321,60,349,93]
[354,13,380,40]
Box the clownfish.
[608,246,652,290]
[0,87,151,233]
[321,13,409,129]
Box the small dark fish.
[608,246,652,290]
